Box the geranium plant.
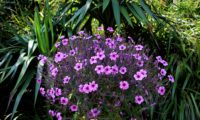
[38,27,174,120]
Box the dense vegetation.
[0,0,199,119]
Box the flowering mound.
[38,27,174,120]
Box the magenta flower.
[47,88,55,99]
[119,81,129,90]
[48,110,56,117]
[74,62,83,71]
[88,108,101,118]
[156,56,162,61]
[137,60,144,67]
[168,75,174,83]
[160,60,168,66]
[55,88,62,96]
[116,36,123,42]
[111,65,119,75]
[109,52,119,61]
[70,35,77,40]
[158,86,165,95]
[119,44,126,50]
[63,76,71,84]
[90,56,97,64]
[60,35,65,39]
[60,97,69,105]
[69,49,76,56]
[97,26,104,31]
[55,42,61,48]
[56,112,62,120]
[107,27,114,32]
[83,84,91,94]
[139,69,147,78]
[89,81,98,92]
[78,31,85,35]
[104,66,112,75]
[70,104,78,112]
[96,51,105,60]
[40,87,45,96]
[119,66,127,74]
[95,65,104,74]
[54,52,64,63]
[62,39,68,46]
[78,84,84,93]
[134,72,144,81]
[133,54,142,60]
[135,45,143,51]
[135,95,144,104]
[160,69,167,76]
[51,67,58,77]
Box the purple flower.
[55,42,61,48]
[135,95,144,105]
[137,60,144,67]
[55,88,62,96]
[134,72,145,81]
[40,87,45,96]
[70,35,77,40]
[168,75,174,83]
[158,86,165,95]
[160,60,168,66]
[89,81,98,92]
[70,104,78,112]
[160,69,167,76]
[95,65,104,74]
[97,26,104,31]
[47,88,55,99]
[109,52,119,61]
[90,56,97,64]
[119,81,129,90]
[88,108,101,118]
[74,62,83,71]
[116,36,123,42]
[104,65,112,75]
[135,45,143,51]
[107,27,114,32]
[69,49,76,56]
[62,39,68,46]
[56,112,62,120]
[60,35,65,39]
[111,65,119,75]
[78,84,84,93]
[83,84,91,94]
[78,31,85,36]
[119,44,126,50]
[63,76,71,84]
[156,56,162,61]
[96,51,105,60]
[51,67,58,77]
[54,52,64,63]
[48,110,56,116]
[60,97,69,105]
[119,66,127,74]
[133,54,142,60]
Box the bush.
[38,27,174,119]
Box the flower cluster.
[39,27,174,119]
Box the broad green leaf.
[103,0,110,13]
[127,3,142,22]
[112,0,120,26]
[120,6,133,27]
[10,70,34,120]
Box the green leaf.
[120,6,133,27]
[10,70,34,120]
[127,3,142,22]
[103,0,110,13]
[112,0,120,26]
[131,3,148,23]
[190,93,200,118]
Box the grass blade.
[103,0,110,13]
